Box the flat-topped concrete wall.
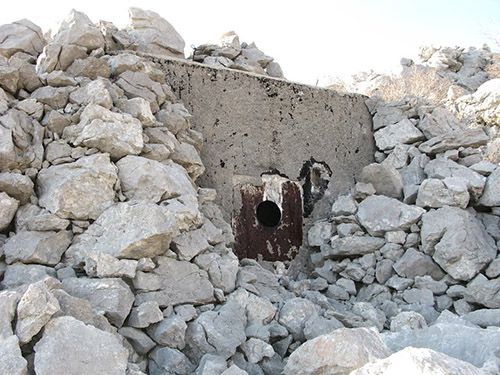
[150,56,374,224]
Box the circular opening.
[256,200,282,227]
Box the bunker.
[150,55,375,260]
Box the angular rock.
[0,335,27,375]
[419,128,489,155]
[172,229,210,261]
[134,256,214,307]
[360,163,404,199]
[393,248,445,281]
[0,192,18,231]
[403,288,435,306]
[0,19,45,58]
[14,204,70,232]
[37,153,117,220]
[0,291,19,339]
[16,281,60,344]
[331,194,357,216]
[307,221,334,247]
[51,289,95,325]
[66,56,111,79]
[464,309,500,328]
[84,250,137,278]
[115,70,166,112]
[66,201,178,264]
[31,86,69,109]
[390,311,427,332]
[416,177,469,208]
[118,326,156,355]
[420,207,496,281]
[4,230,72,265]
[374,118,424,150]
[351,347,483,375]
[321,236,385,258]
[185,301,247,362]
[117,97,155,126]
[240,338,274,364]
[284,328,390,375]
[278,297,319,341]
[171,141,205,181]
[62,277,134,327]
[463,274,500,309]
[34,316,128,375]
[147,314,187,349]
[194,250,239,293]
[0,263,56,289]
[194,354,227,375]
[68,79,112,109]
[127,301,163,328]
[117,156,195,202]
[418,106,465,139]
[357,195,425,236]
[226,288,277,324]
[478,166,500,207]
[149,347,195,375]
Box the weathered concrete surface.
[149,55,374,222]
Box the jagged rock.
[0,263,56,289]
[374,118,424,150]
[46,70,77,87]
[419,128,489,155]
[34,316,128,375]
[307,221,334,247]
[147,314,187,349]
[382,313,500,368]
[278,297,319,341]
[351,347,483,375]
[221,365,248,375]
[117,97,155,126]
[185,301,247,362]
[115,70,166,112]
[66,56,111,79]
[62,277,134,327]
[0,192,18,231]
[360,163,404,199]
[414,275,447,295]
[194,354,228,375]
[3,230,72,265]
[14,204,70,232]
[321,236,386,258]
[171,141,205,181]
[416,177,469,208]
[464,309,500,328]
[37,153,117,220]
[156,102,191,134]
[284,328,390,375]
[393,248,445,281]
[194,250,239,293]
[63,104,143,160]
[134,256,214,307]
[240,338,274,364]
[0,335,28,375]
[226,289,277,324]
[478,166,500,207]
[0,60,20,94]
[68,79,112,109]
[420,206,496,281]
[403,288,434,306]
[165,194,204,231]
[463,274,500,309]
[117,156,195,202]
[84,250,137,278]
[31,86,69,109]
[417,106,465,139]
[0,19,45,58]
[266,62,284,78]
[303,315,344,340]
[390,311,427,332]
[0,291,19,339]
[127,301,163,328]
[16,281,60,344]
[357,195,425,236]
[118,326,156,355]
[457,78,500,127]
[424,158,486,200]
[149,347,195,375]
[66,201,178,264]
[51,289,95,325]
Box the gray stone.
[118,326,155,355]
[118,97,155,126]
[0,19,45,58]
[66,56,111,79]
[134,256,214,307]
[15,204,70,232]
[278,297,319,341]
[486,256,500,279]
[469,161,497,175]
[416,177,469,208]
[478,166,500,207]
[321,236,385,258]
[0,263,56,289]
[419,127,489,155]
[46,70,77,87]
[418,106,465,139]
[0,172,34,204]
[185,301,247,362]
[331,195,357,216]
[352,302,386,332]
[240,338,274,364]
[62,277,134,327]
[34,316,128,375]
[385,230,406,244]
[194,250,239,293]
[4,230,72,266]
[393,248,445,281]
[171,141,205,181]
[51,289,94,325]
[149,347,195,375]
[308,221,334,247]
[0,335,27,375]
[303,315,344,340]
[31,86,69,109]
[127,301,163,328]
[236,263,293,303]
[84,250,137,278]
[390,311,427,332]
[0,192,18,230]
[414,275,448,295]
[403,288,435,306]
[115,70,165,112]
[147,314,187,349]
[420,206,496,281]
[463,274,500,308]
[357,195,425,236]
[226,289,277,324]
[374,118,424,150]
[464,309,500,327]
[372,102,405,130]
[68,79,112,109]
[424,158,486,200]
[284,327,390,375]
[221,365,248,375]
[350,347,483,375]
[37,153,117,220]
[16,281,60,344]
[360,163,403,199]
[386,275,414,291]
[171,228,210,262]
[194,354,227,375]
[66,201,178,264]
[0,291,19,340]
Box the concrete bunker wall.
[149,56,375,259]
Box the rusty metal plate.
[233,176,303,261]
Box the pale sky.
[1,0,499,85]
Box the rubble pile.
[0,7,499,375]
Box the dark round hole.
[256,200,282,227]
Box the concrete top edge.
[108,50,368,99]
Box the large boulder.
[37,153,117,220]
[34,316,128,375]
[416,177,469,208]
[65,201,178,264]
[357,195,425,236]
[418,128,489,155]
[478,166,500,207]
[283,328,390,375]
[0,335,27,375]
[420,206,496,281]
[360,163,404,199]
[0,172,35,204]
[278,297,319,341]
[374,118,424,151]
[457,78,500,127]
[0,19,45,58]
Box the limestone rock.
[67,201,178,265]
[350,347,483,375]
[390,311,427,332]
[149,347,195,375]
[118,326,156,355]
[134,256,214,307]
[463,274,500,309]
[147,314,187,349]
[171,141,205,181]
[0,19,45,58]
[194,250,239,293]
[283,328,390,375]
[419,128,489,155]
[194,354,228,375]
[16,281,60,344]
[127,301,163,328]
[360,163,404,199]
[128,7,185,58]
[0,192,18,231]
[185,301,247,362]
[420,206,496,281]
[303,315,344,340]
[0,291,19,339]
[226,289,277,324]
[117,97,155,126]
[172,228,210,261]
[308,221,334,247]
[417,106,465,139]
[0,335,27,375]
[357,195,425,236]
[34,316,128,375]
[416,177,469,208]
[31,86,69,109]
[84,250,137,278]
[37,153,117,220]
[393,248,445,281]
[115,70,166,112]
[14,204,70,232]
[457,78,500,127]
[278,297,319,341]
[117,156,195,202]
[374,118,424,151]
[62,277,134,327]
[1,263,56,290]
[66,56,111,79]
[321,236,386,258]
[68,79,113,109]
[51,289,95,325]
[464,309,500,328]
[4,230,72,265]
[240,338,274,364]
[478,166,500,207]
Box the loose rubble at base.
[0,7,499,375]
